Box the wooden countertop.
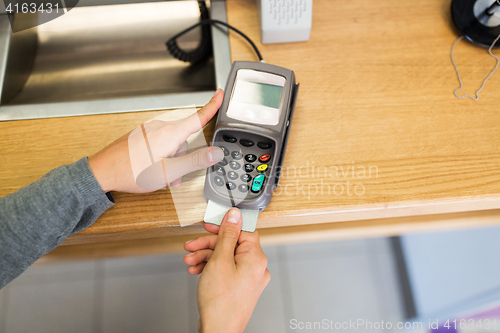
[1,0,500,248]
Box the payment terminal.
[204,61,299,227]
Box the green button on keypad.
[251,174,265,193]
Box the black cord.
[165,1,212,64]
[166,19,264,63]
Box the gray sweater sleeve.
[0,157,115,288]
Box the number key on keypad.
[219,146,229,156]
[238,184,249,192]
[245,154,257,163]
[214,176,224,186]
[244,164,255,172]
[241,174,252,182]
[214,165,225,176]
[231,151,243,160]
[230,161,241,170]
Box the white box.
[258,0,313,44]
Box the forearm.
[0,157,114,288]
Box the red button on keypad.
[259,154,271,163]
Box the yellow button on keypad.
[257,164,268,172]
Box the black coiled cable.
[166,6,264,63]
[165,1,212,64]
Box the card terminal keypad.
[209,131,275,200]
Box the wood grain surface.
[37,209,500,262]
[1,0,500,247]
